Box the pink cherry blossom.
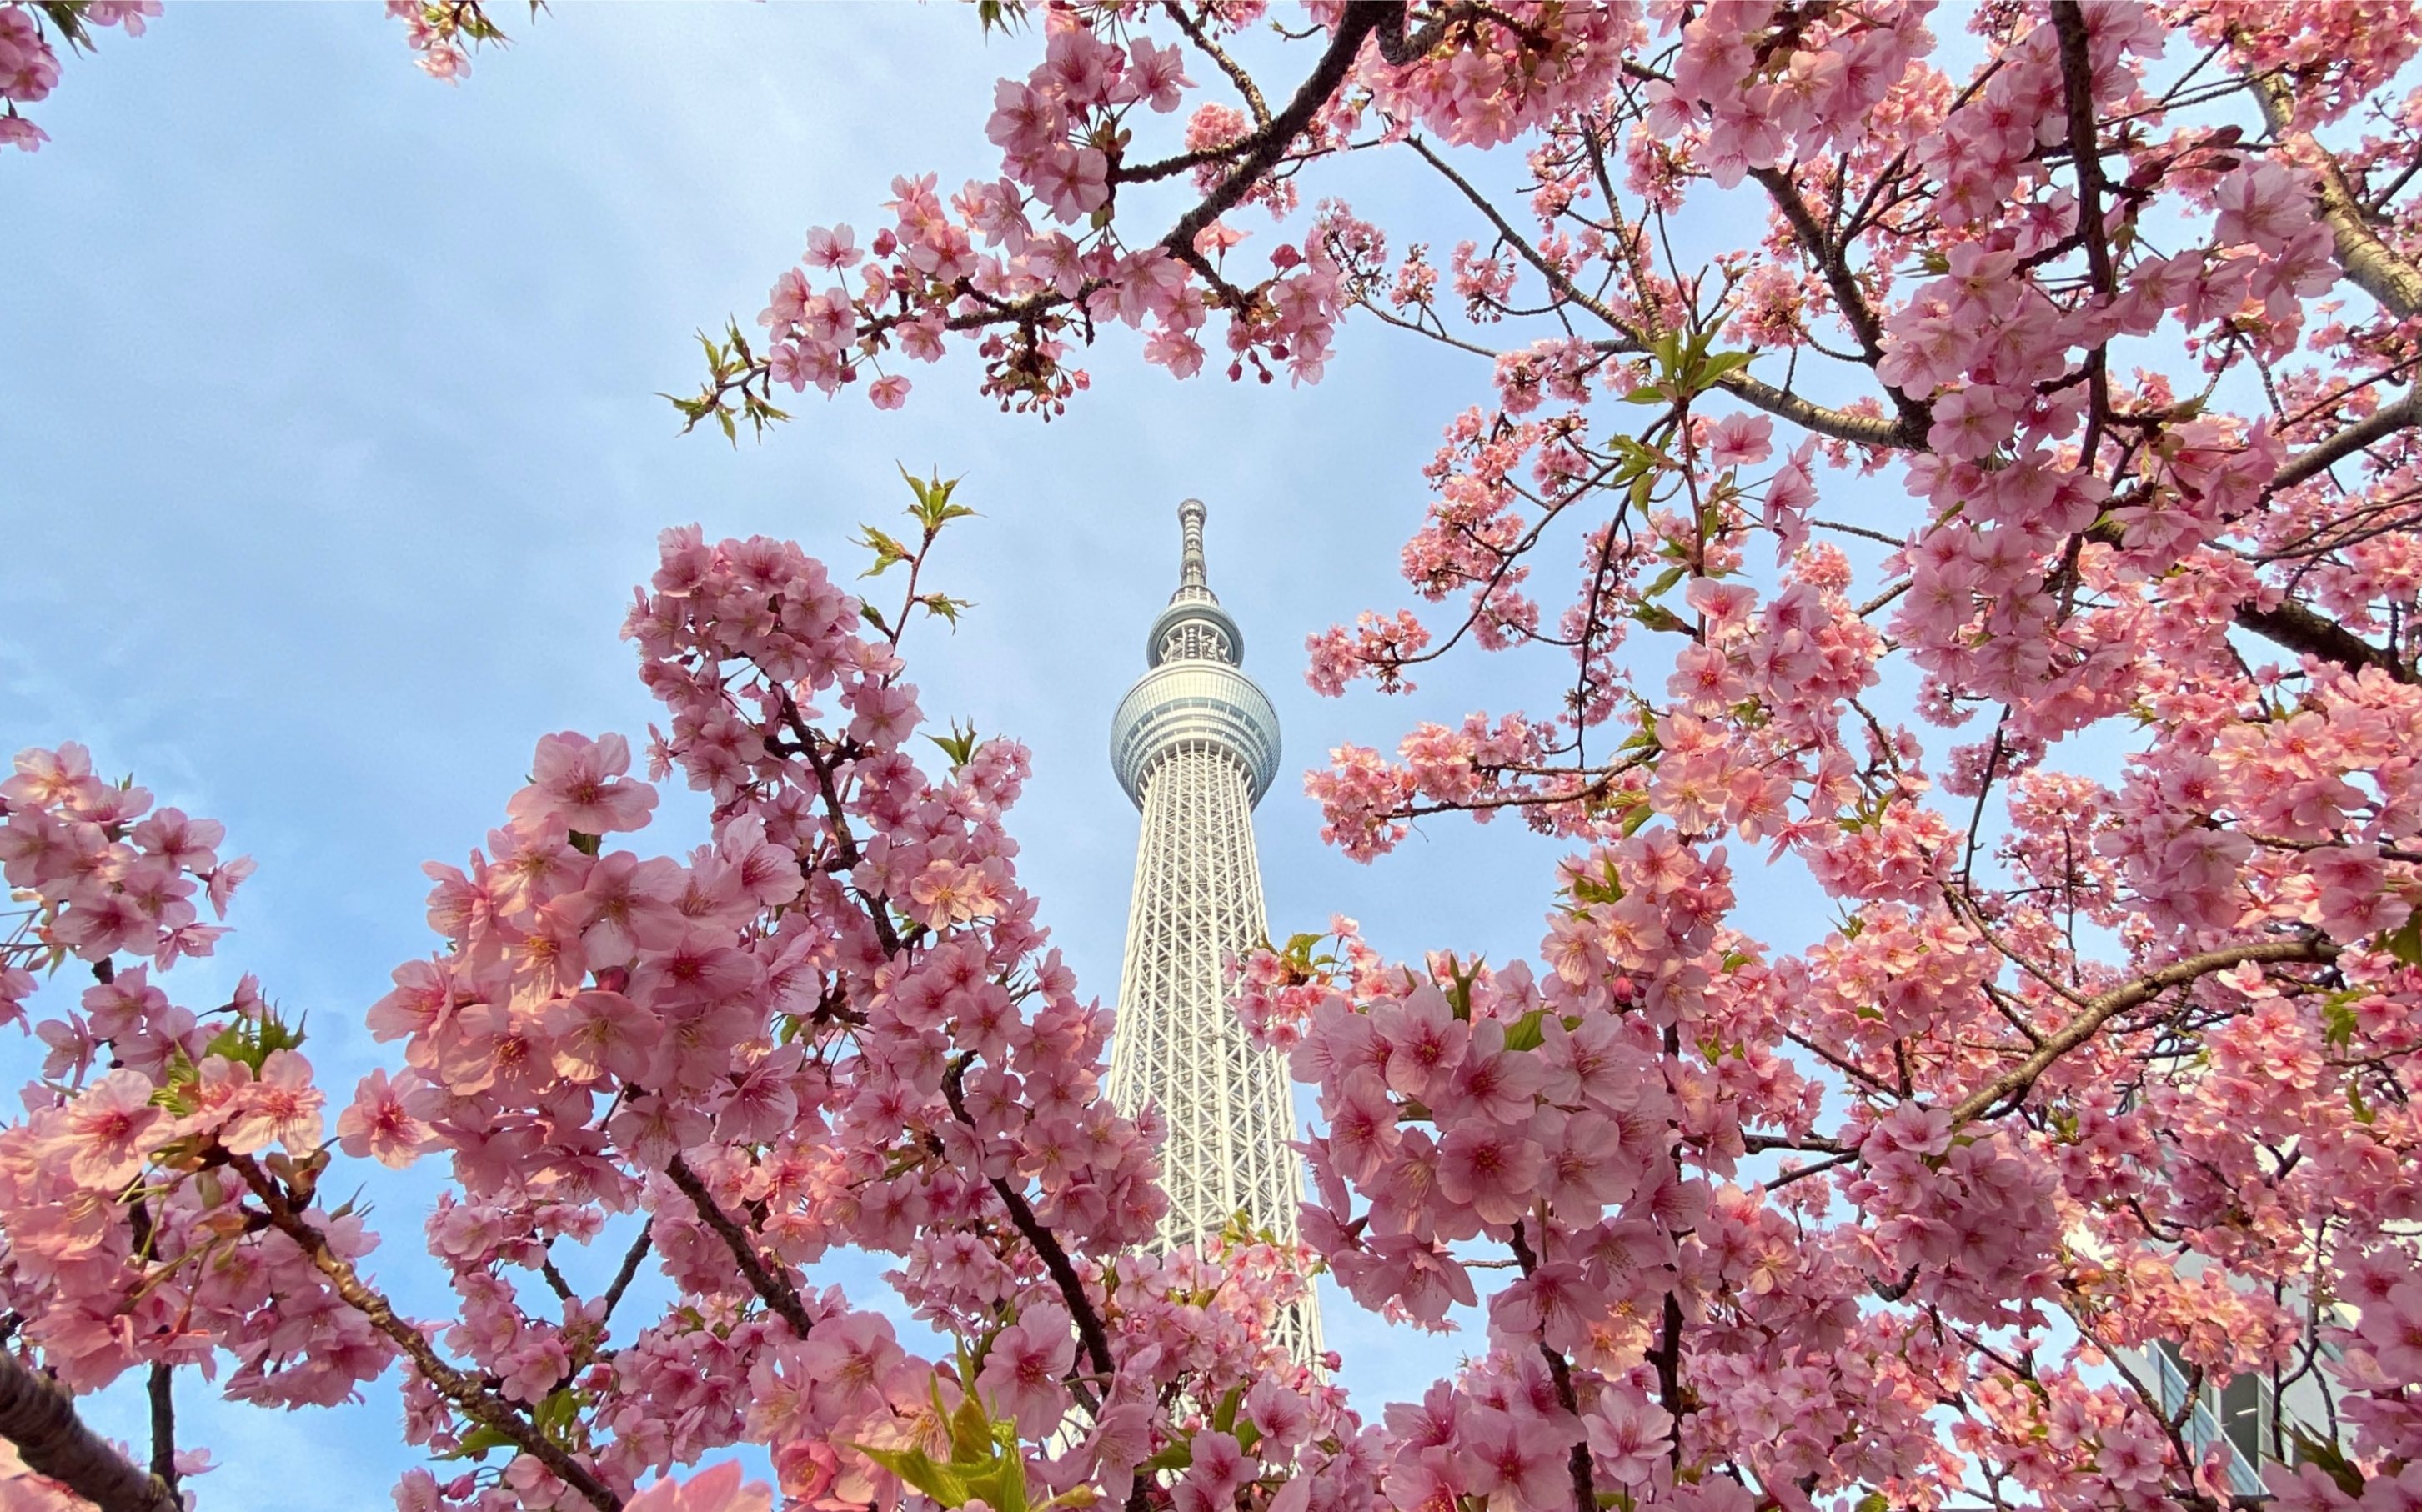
[507,731,659,835]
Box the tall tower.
[1106,498,1319,1359]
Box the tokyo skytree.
[1105,498,1320,1360]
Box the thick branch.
[2050,3,2115,301]
[985,1175,1116,1379]
[662,1154,815,1339]
[2269,386,2422,497]
[1744,164,1933,441]
[1652,1288,1684,1466]
[1948,938,2339,1126]
[2050,0,2114,457]
[1719,371,1908,449]
[1165,4,1391,256]
[0,1351,178,1512]
[2084,492,2416,681]
[229,1155,620,1510]
[145,1364,175,1498]
[2249,71,2422,320]
[2233,597,2414,683]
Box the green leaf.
[948,1388,995,1462]
[927,721,983,772]
[435,1422,519,1463]
[961,1452,1030,1512]
[35,3,98,50]
[2379,913,2422,967]
[1640,564,1688,603]
[1569,858,1626,906]
[900,464,975,534]
[1633,603,1687,635]
[919,593,973,628]
[2289,1430,2366,1499]
[855,1444,973,1507]
[567,830,602,857]
[1143,1441,1194,1475]
[857,525,914,578]
[1692,350,1754,392]
[1437,955,1482,1021]
[532,1386,584,1446]
[1211,1384,1245,1436]
[2323,992,2361,1049]
[973,0,1030,36]
[1501,1008,1550,1053]
[203,1005,307,1074]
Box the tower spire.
[1173,497,1214,604]
[1106,497,1319,1365]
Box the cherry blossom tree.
[15,4,2422,1512]
[3,481,1337,1512]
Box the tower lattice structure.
[1106,498,1320,1361]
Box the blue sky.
[1,5,1846,1503]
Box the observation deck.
[1107,498,1282,809]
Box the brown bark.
[2249,72,2422,322]
[0,1350,180,1512]
[1948,937,2339,1127]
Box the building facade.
[1104,498,1319,1359]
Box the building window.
[2152,1341,2275,1495]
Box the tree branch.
[941,1061,1116,1379]
[1948,937,2340,1126]
[145,1364,176,1499]
[1510,1224,1597,1512]
[1159,0,1269,128]
[228,1154,621,1511]
[2050,3,2115,301]
[1165,4,1392,257]
[1402,133,1914,449]
[599,1220,654,1322]
[1717,370,1908,449]
[1745,163,1933,440]
[2050,0,2114,457]
[662,1154,816,1340]
[2234,596,2414,683]
[0,1350,178,1512]
[2269,386,2422,498]
[2248,69,2422,320]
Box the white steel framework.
[1106,499,1319,1362]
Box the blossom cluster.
[0,0,154,152]
[2,514,1355,1512]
